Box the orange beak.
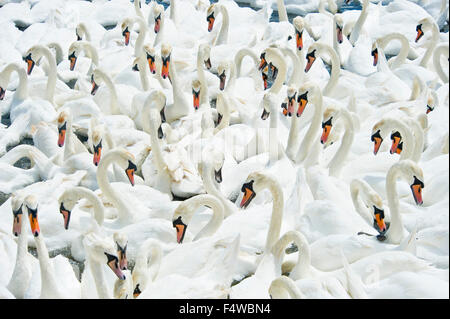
[68,51,77,71]
[426,105,433,114]
[161,58,170,79]
[12,206,23,236]
[125,160,137,186]
[240,181,256,209]
[207,13,215,32]
[371,48,378,66]
[147,55,156,74]
[415,24,424,43]
[410,177,424,205]
[27,208,40,237]
[57,123,67,147]
[59,203,71,230]
[173,216,187,244]
[259,53,268,71]
[371,130,383,155]
[297,93,308,117]
[296,30,303,51]
[287,95,296,117]
[374,209,387,233]
[305,51,316,73]
[262,72,268,90]
[336,25,343,44]
[390,133,402,155]
[320,118,332,144]
[193,89,200,110]
[154,14,161,33]
[26,58,35,75]
[93,142,102,166]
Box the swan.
[159,44,191,123]
[22,194,81,298]
[268,275,304,299]
[67,40,99,76]
[415,17,440,68]
[121,16,148,57]
[0,63,56,156]
[433,42,449,83]
[304,42,340,96]
[207,3,229,46]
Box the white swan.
[207,3,229,46]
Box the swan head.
[103,149,137,186]
[394,160,425,206]
[11,193,24,237]
[199,43,212,69]
[58,191,78,230]
[57,110,69,147]
[240,171,275,209]
[132,56,141,72]
[23,46,41,75]
[113,232,128,271]
[161,44,172,80]
[321,105,339,144]
[334,15,344,44]
[206,4,216,32]
[68,41,83,71]
[144,45,157,74]
[90,69,105,95]
[415,18,432,43]
[426,90,438,114]
[75,23,87,41]
[153,4,164,34]
[91,128,103,166]
[121,18,133,46]
[192,79,201,110]
[23,195,40,237]
[83,232,126,280]
[293,17,305,50]
[305,46,317,73]
[296,85,312,117]
[371,119,390,155]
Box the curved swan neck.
[71,187,105,226]
[433,44,449,83]
[350,179,379,227]
[214,92,230,133]
[259,175,284,253]
[269,276,303,299]
[200,159,234,217]
[419,19,439,67]
[81,41,99,71]
[35,46,57,103]
[406,119,424,162]
[318,44,340,96]
[134,0,145,19]
[349,0,369,45]
[133,17,148,57]
[295,85,323,163]
[1,63,28,101]
[377,33,409,70]
[280,47,302,87]
[76,23,91,41]
[134,239,162,284]
[234,47,258,78]
[1,144,35,166]
[267,48,288,94]
[215,5,229,46]
[96,70,120,115]
[96,150,134,223]
[197,48,209,104]
[272,230,310,280]
[276,0,288,22]
[385,163,405,244]
[328,108,354,177]
[187,194,225,241]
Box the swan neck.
[192,195,224,241]
[433,44,449,83]
[385,165,403,244]
[321,45,340,96]
[328,108,354,177]
[268,51,288,94]
[276,0,289,22]
[216,5,229,45]
[73,188,105,226]
[420,21,439,67]
[99,71,120,114]
[264,177,284,253]
[88,258,111,299]
[35,234,61,297]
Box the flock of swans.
[0,0,448,299]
